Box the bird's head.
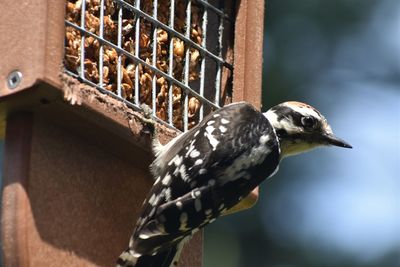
[264,101,352,158]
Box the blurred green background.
[205,0,400,267]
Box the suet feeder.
[0,0,265,266]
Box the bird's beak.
[323,134,352,148]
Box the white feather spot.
[204,126,219,151]
[179,164,189,181]
[119,249,141,261]
[132,251,141,258]
[190,149,201,158]
[139,233,150,239]
[176,201,183,209]
[259,135,270,145]
[162,174,172,185]
[185,139,197,158]
[149,207,156,217]
[154,176,161,184]
[213,114,221,118]
[194,159,203,166]
[207,135,219,150]
[221,118,230,124]
[148,194,158,206]
[164,188,172,200]
[169,155,183,166]
[207,120,215,125]
[205,125,215,134]
[219,125,227,133]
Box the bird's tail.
[116,245,180,267]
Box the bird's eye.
[301,116,316,129]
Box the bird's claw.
[141,103,153,119]
[140,104,156,136]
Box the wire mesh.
[65,0,234,131]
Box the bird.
[116,101,352,267]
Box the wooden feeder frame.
[0,0,265,266]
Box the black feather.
[120,102,280,265]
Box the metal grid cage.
[64,0,235,131]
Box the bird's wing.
[131,102,280,255]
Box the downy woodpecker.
[117,101,352,267]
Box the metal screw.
[7,70,23,89]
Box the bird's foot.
[140,103,156,136]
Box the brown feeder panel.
[0,0,265,266]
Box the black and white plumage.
[117,101,351,267]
